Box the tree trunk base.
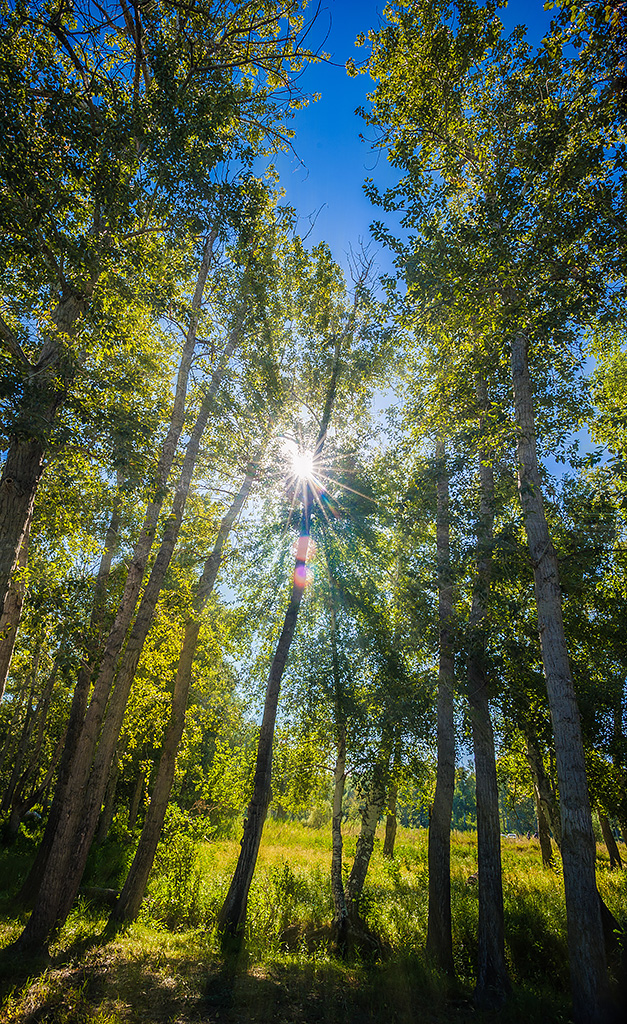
[330,913,349,959]
[342,912,385,960]
[473,974,511,1012]
[0,934,52,967]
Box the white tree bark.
[511,330,608,1024]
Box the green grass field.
[0,823,625,1023]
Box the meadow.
[0,821,625,1024]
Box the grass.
[0,822,624,1023]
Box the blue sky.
[271,1,555,276]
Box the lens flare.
[291,448,315,481]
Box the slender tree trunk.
[598,812,622,870]
[383,780,398,859]
[535,791,555,868]
[110,468,255,925]
[469,684,509,1006]
[511,330,608,1023]
[0,645,42,813]
[330,725,348,949]
[0,521,30,702]
[127,770,145,831]
[90,478,123,635]
[95,739,125,845]
[218,511,311,938]
[345,750,390,922]
[524,730,562,848]
[612,696,627,848]
[426,440,455,974]
[466,392,510,1008]
[325,565,349,951]
[218,340,343,941]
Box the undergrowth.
[0,821,624,1024]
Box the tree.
[465,382,510,1007]
[8,191,291,955]
[109,461,259,925]
[359,4,626,1016]
[426,440,455,976]
[218,247,384,939]
[0,0,314,621]
[218,323,346,938]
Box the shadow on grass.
[200,952,461,1024]
[0,929,577,1024]
[198,953,579,1024]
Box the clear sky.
[271,1,555,277]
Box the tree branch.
[0,317,32,371]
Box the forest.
[0,1,626,1022]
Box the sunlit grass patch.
[1,966,126,1024]
[0,823,623,1024]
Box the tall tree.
[466,378,510,1007]
[218,336,344,940]
[360,4,625,1016]
[426,440,455,975]
[218,252,378,939]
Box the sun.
[291,448,316,482]
[280,438,318,484]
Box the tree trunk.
[18,489,122,903]
[598,811,622,870]
[524,730,562,848]
[127,770,145,832]
[330,725,348,950]
[345,750,390,922]
[109,468,255,926]
[95,738,126,845]
[9,237,227,955]
[325,563,349,952]
[470,680,509,1008]
[383,780,398,859]
[218,340,343,941]
[511,330,608,1023]
[218,514,311,939]
[0,521,30,702]
[466,396,510,1008]
[612,696,627,849]
[0,291,92,617]
[0,441,46,622]
[111,637,189,919]
[536,791,555,868]
[426,439,455,975]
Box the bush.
[141,805,215,930]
